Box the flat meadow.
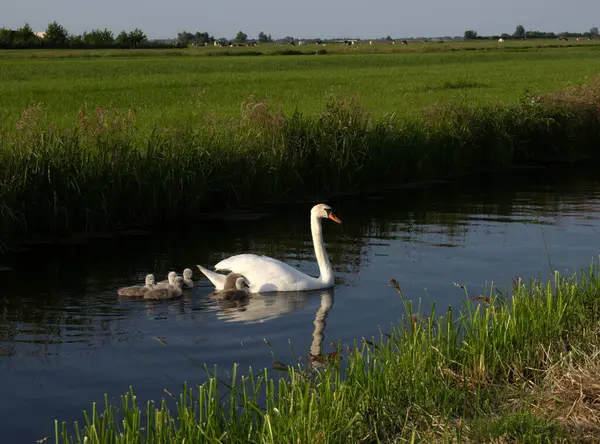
[1,41,600,130]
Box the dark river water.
[2,165,600,442]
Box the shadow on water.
[1,164,600,440]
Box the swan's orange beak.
[328,213,342,224]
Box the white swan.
[197,203,342,293]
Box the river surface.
[1,165,600,442]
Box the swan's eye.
[324,208,331,216]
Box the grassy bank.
[55,260,600,442]
[2,79,600,251]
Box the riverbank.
[2,79,600,253]
[54,260,600,443]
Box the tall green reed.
[2,80,600,251]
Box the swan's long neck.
[311,214,333,285]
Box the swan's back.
[215,254,318,292]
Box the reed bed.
[55,259,600,443]
[2,80,600,251]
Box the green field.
[1,43,600,130]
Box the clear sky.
[2,0,599,40]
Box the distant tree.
[464,29,478,40]
[591,27,599,37]
[385,35,393,41]
[0,28,16,46]
[117,30,130,46]
[128,28,147,47]
[177,31,194,46]
[16,23,37,44]
[69,34,85,48]
[84,28,114,47]
[99,28,114,45]
[194,31,212,45]
[526,30,556,39]
[513,24,526,38]
[44,21,68,46]
[258,31,271,43]
[282,36,295,43]
[500,33,511,40]
[235,31,248,43]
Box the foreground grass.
[2,78,600,251]
[55,260,600,443]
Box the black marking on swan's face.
[321,205,342,224]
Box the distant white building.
[35,31,46,38]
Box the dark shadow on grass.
[423,79,489,92]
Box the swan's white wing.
[214,254,316,292]
[196,265,228,290]
[214,253,263,271]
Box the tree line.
[464,25,599,41]
[1,22,282,49]
[176,30,275,46]
[0,21,171,49]
[3,21,598,50]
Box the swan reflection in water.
[307,289,336,369]
[208,288,336,368]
